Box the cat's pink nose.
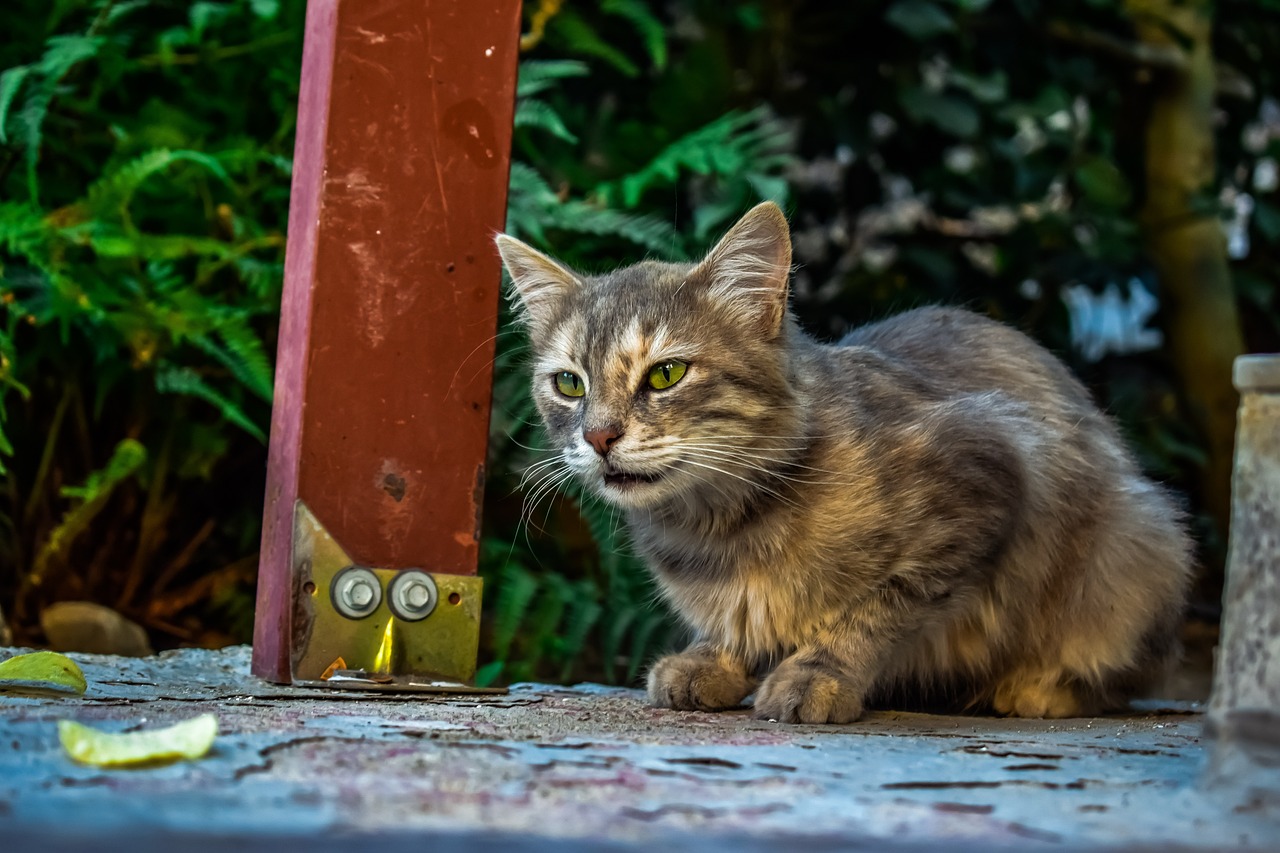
[583,426,623,456]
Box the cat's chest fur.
[629,506,833,661]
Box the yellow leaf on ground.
[0,651,87,696]
[59,714,218,767]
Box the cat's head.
[496,202,801,511]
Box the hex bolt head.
[348,580,375,608]
[330,567,382,620]
[387,570,438,622]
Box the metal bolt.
[348,579,375,608]
[387,570,438,622]
[406,584,430,608]
[330,567,382,619]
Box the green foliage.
[0,0,297,645]
[23,438,146,616]
[2,0,1276,674]
[598,105,796,237]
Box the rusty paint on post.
[253,0,522,682]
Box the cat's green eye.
[648,359,687,391]
[555,371,585,397]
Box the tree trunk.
[1127,0,1244,595]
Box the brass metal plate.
[290,501,494,690]
[291,677,507,695]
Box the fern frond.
[230,256,286,300]
[558,588,602,677]
[155,364,266,442]
[492,562,539,658]
[189,316,274,403]
[105,0,156,26]
[16,88,53,203]
[507,164,684,256]
[508,161,560,204]
[550,9,640,77]
[516,59,590,97]
[0,202,45,252]
[526,572,571,657]
[85,149,230,219]
[514,98,579,144]
[504,162,557,244]
[216,316,275,401]
[30,438,147,586]
[599,106,797,210]
[83,231,234,260]
[33,34,103,78]
[550,202,683,257]
[0,65,31,145]
[60,438,148,500]
[12,35,106,202]
[602,0,667,70]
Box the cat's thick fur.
[496,202,1192,723]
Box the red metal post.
[253,0,522,682]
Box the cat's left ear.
[692,201,793,336]
[495,234,582,330]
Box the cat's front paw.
[754,660,864,724]
[647,652,755,712]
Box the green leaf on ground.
[59,713,218,767]
[0,650,87,696]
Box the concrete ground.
[0,645,1275,851]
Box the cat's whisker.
[663,439,830,470]
[446,329,525,395]
[505,432,556,452]
[519,468,577,542]
[518,455,569,489]
[676,458,801,508]
[520,464,574,519]
[516,467,564,497]
[672,444,873,486]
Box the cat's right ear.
[495,235,581,329]
[691,202,793,337]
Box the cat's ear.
[495,234,582,328]
[692,202,793,336]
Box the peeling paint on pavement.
[0,646,1274,850]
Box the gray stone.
[1206,355,1280,793]
[39,601,154,657]
[0,645,1274,850]
[1234,354,1280,394]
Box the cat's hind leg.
[992,668,1092,718]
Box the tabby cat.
[496,202,1191,723]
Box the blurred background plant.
[2,0,1276,687]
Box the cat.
[495,202,1192,723]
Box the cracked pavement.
[1,645,1275,851]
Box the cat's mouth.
[602,467,664,489]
